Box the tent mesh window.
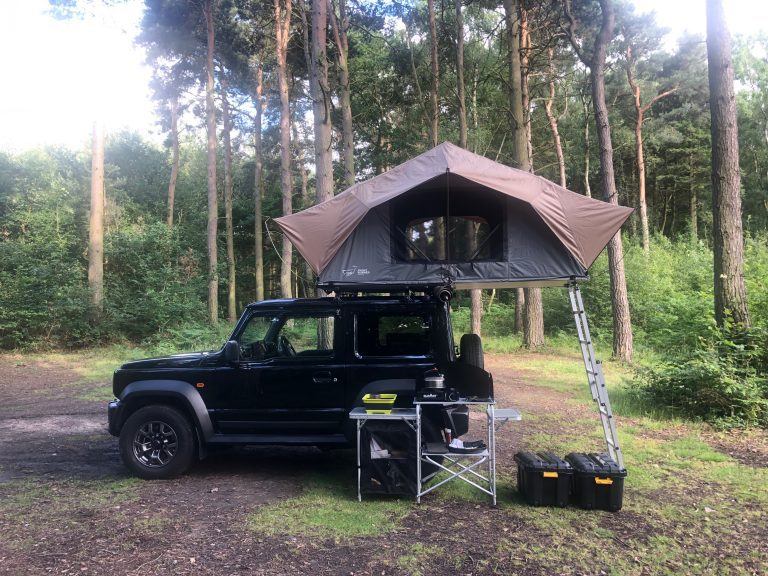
[390,174,505,264]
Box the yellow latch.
[542,471,559,478]
[595,477,613,485]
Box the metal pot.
[424,373,445,388]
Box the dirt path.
[0,353,765,575]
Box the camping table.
[349,407,418,502]
[415,401,521,505]
[349,404,521,504]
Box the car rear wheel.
[119,405,195,479]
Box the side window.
[277,315,335,357]
[356,312,432,358]
[238,315,278,360]
[238,314,336,360]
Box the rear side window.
[356,312,432,357]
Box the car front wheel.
[119,405,195,479]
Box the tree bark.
[504,0,527,172]
[519,2,534,168]
[427,0,440,147]
[545,47,566,188]
[221,77,237,322]
[166,95,179,227]
[253,59,265,301]
[564,0,633,361]
[689,151,698,242]
[505,0,543,349]
[275,0,293,299]
[329,0,354,187]
[581,87,592,197]
[309,0,333,204]
[706,0,750,328]
[88,120,105,316]
[625,46,677,257]
[455,0,482,333]
[455,0,467,149]
[204,0,219,325]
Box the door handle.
[313,371,337,384]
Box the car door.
[213,307,346,436]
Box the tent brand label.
[342,266,370,277]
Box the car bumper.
[107,400,122,436]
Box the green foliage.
[0,148,96,348]
[104,222,207,339]
[633,323,768,428]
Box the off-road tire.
[459,333,484,370]
[119,405,195,479]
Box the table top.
[413,398,495,406]
[493,408,522,421]
[349,407,417,420]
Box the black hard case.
[514,451,573,507]
[565,452,627,512]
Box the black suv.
[108,294,483,479]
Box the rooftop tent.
[275,142,633,291]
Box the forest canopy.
[1,1,766,388]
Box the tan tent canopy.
[275,142,632,290]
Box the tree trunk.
[564,0,633,361]
[689,151,698,242]
[455,0,467,149]
[706,0,750,328]
[275,0,293,299]
[329,0,354,187]
[166,95,179,227]
[310,0,333,204]
[504,0,527,172]
[505,0,543,349]
[427,0,440,147]
[455,0,482,333]
[292,117,314,293]
[545,47,566,188]
[582,89,592,197]
[514,288,525,334]
[625,46,676,257]
[519,2,534,168]
[253,59,265,301]
[627,64,650,256]
[204,0,219,325]
[222,77,237,322]
[88,120,105,316]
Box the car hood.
[119,351,215,370]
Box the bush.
[104,223,207,340]
[633,323,768,428]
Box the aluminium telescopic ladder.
[568,282,625,469]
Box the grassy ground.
[1,344,766,575]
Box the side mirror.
[224,340,240,363]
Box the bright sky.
[0,0,766,152]
[1,0,156,151]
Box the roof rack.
[322,283,454,302]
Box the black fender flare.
[116,380,214,457]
